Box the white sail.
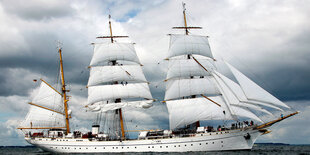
[231,103,273,116]
[88,65,147,86]
[32,82,63,112]
[166,97,232,130]
[166,58,214,80]
[20,104,65,128]
[242,100,284,111]
[87,100,153,112]
[213,71,272,115]
[168,34,214,59]
[90,43,140,66]
[164,77,221,100]
[230,106,263,123]
[19,81,66,129]
[88,83,152,105]
[213,71,247,101]
[213,71,283,111]
[226,62,290,109]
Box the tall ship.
[18,3,298,153]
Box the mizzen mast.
[58,47,70,134]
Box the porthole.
[212,142,214,144]
[166,146,168,148]
[185,145,187,146]
[152,146,154,148]
[221,141,223,143]
[191,144,193,146]
[199,143,201,145]
[135,147,137,149]
[160,146,162,148]
[206,143,208,145]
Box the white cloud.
[257,100,310,144]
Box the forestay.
[167,34,214,59]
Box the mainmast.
[58,47,70,134]
[96,15,128,140]
[97,15,128,43]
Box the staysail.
[225,62,290,109]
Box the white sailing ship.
[18,3,298,153]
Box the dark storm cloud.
[0,0,73,21]
[229,28,310,102]
[0,28,92,96]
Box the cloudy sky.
[0,0,309,146]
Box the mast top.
[56,40,63,50]
[96,14,128,43]
[173,2,202,35]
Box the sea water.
[1,144,309,155]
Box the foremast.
[172,2,202,35]
[164,3,298,131]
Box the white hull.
[25,129,262,153]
